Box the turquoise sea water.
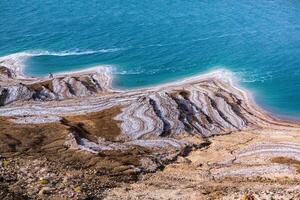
[1,0,300,118]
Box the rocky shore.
[0,59,300,199]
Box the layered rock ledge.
[0,61,300,199]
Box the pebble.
[38,187,53,195]
[177,156,192,164]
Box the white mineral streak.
[126,139,186,149]
[149,92,185,136]
[236,142,300,160]
[115,97,164,139]
[64,132,184,153]
[52,78,72,99]
[0,64,113,106]
[65,133,113,153]
[189,90,222,136]
[215,165,295,177]
[1,61,299,154]
[0,84,33,105]
[198,85,237,130]
[10,115,62,124]
[39,86,56,100]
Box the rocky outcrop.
[1,66,298,156]
[0,84,33,106]
[0,69,111,106]
[1,65,300,199]
[0,66,16,79]
[113,80,266,141]
[9,79,284,159]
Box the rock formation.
[0,61,300,199]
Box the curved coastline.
[0,51,299,125]
[2,50,300,125]
[1,53,300,199]
[1,0,300,197]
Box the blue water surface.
[0,0,300,118]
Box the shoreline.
[59,67,300,124]
[0,53,299,124]
[1,52,300,199]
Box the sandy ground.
[104,127,300,200]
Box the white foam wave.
[0,48,124,77]
[0,48,124,61]
[33,48,124,56]
[26,48,124,57]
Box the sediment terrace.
[0,61,299,199]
